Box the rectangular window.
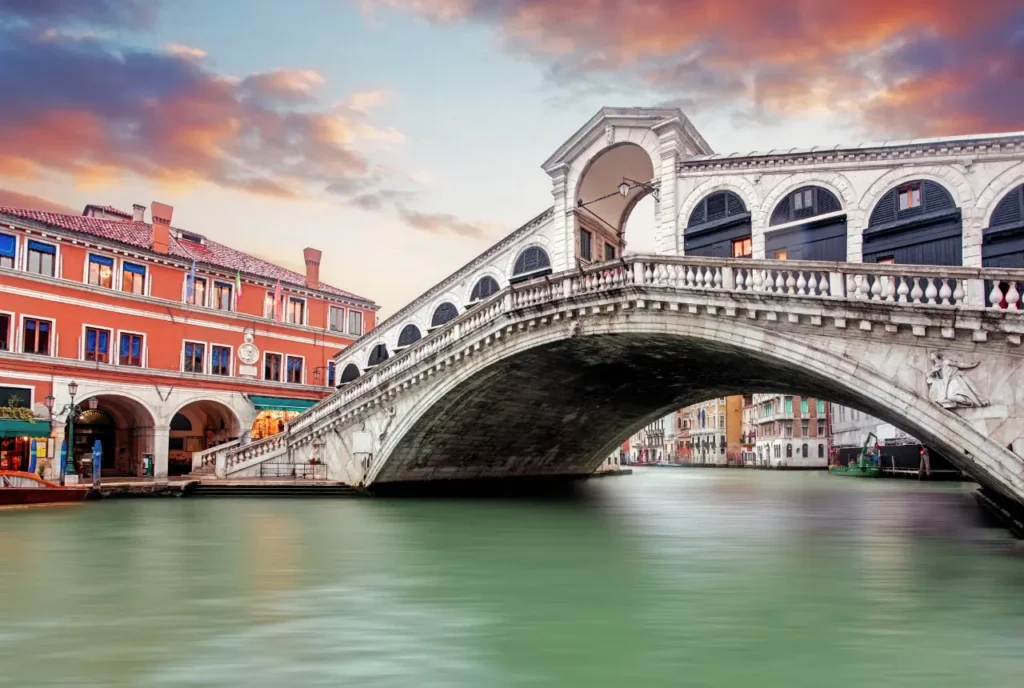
[264,353,282,382]
[732,237,752,258]
[84,327,111,363]
[784,422,793,438]
[898,184,922,211]
[286,355,303,384]
[0,313,8,351]
[122,262,146,294]
[349,310,363,336]
[794,188,813,210]
[264,291,276,319]
[801,420,809,437]
[27,240,56,276]
[189,277,207,306]
[327,362,336,387]
[87,254,114,288]
[0,233,15,269]
[23,318,52,355]
[604,243,616,260]
[817,419,826,436]
[579,229,592,261]
[774,249,788,261]
[287,297,305,324]
[119,333,143,367]
[876,256,895,264]
[784,397,793,415]
[213,282,233,311]
[801,399,808,415]
[183,341,205,373]
[817,400,825,414]
[211,345,231,376]
[329,306,345,332]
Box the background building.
[753,394,830,468]
[0,201,377,480]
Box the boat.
[0,471,89,507]
[828,432,882,478]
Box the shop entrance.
[69,408,116,474]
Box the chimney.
[132,204,146,223]
[303,247,322,290]
[150,201,173,254]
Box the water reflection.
[1,469,1022,687]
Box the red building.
[0,201,377,480]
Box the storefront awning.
[0,419,51,439]
[248,396,318,413]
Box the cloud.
[0,0,157,28]
[363,0,1024,137]
[397,207,501,238]
[165,43,206,59]
[0,188,77,213]
[0,4,408,204]
[343,89,394,113]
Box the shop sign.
[238,365,258,377]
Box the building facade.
[0,201,377,480]
[752,394,831,468]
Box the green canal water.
[1,469,1023,687]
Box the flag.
[234,270,242,309]
[186,260,197,301]
[273,280,282,321]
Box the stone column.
[549,167,571,272]
[131,427,150,476]
[654,132,679,255]
[152,426,169,481]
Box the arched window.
[818,444,825,458]
[367,343,389,367]
[469,276,501,302]
[864,180,961,265]
[983,184,1024,272]
[786,444,793,458]
[170,413,192,432]
[775,445,781,458]
[802,443,808,458]
[340,363,360,384]
[512,247,551,279]
[770,186,842,226]
[684,191,751,258]
[430,302,459,328]
[397,324,421,348]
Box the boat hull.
[828,465,882,478]
[0,471,89,507]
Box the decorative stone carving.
[605,125,614,144]
[927,353,988,409]
[568,320,581,338]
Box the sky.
[1,0,1022,316]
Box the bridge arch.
[369,307,1021,501]
[396,323,423,349]
[976,162,1024,228]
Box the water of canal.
[1,468,1023,687]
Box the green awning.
[249,395,319,413]
[0,419,51,439]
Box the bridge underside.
[376,333,944,484]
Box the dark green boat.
[828,432,882,478]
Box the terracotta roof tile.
[0,205,373,305]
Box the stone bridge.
[216,255,1024,504]
[208,106,1024,504]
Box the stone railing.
[193,439,239,472]
[220,433,287,476]
[283,255,1024,445]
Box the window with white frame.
[183,341,205,373]
[286,297,305,324]
[348,310,363,336]
[84,327,111,363]
[188,276,207,306]
[22,317,53,355]
[264,291,276,319]
[118,333,143,367]
[286,355,303,384]
[26,240,56,276]
[87,254,114,288]
[0,233,15,269]
[213,281,233,311]
[211,345,231,376]
[264,353,282,381]
[329,306,345,332]
[0,313,9,351]
[122,262,146,294]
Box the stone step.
[188,483,361,498]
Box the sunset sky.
[1,0,1022,315]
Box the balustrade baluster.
[774,271,785,293]
[685,266,695,287]
[870,276,882,300]
[925,279,938,305]
[807,272,818,296]
[713,267,722,289]
[1007,282,1021,311]
[796,272,807,295]
[910,278,924,304]
[896,277,909,303]
[735,269,746,291]
[939,279,952,306]
[989,281,1003,309]
[644,264,654,284]
[752,270,763,292]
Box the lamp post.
[44,381,98,485]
